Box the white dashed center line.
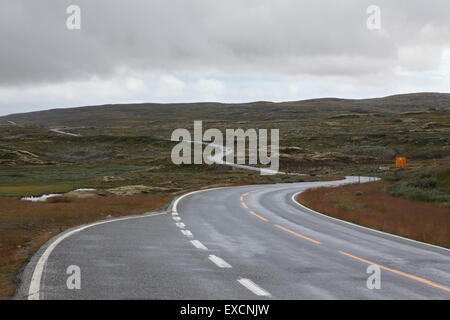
[173,216,181,222]
[176,222,186,229]
[238,278,271,297]
[208,255,232,268]
[181,230,193,238]
[191,240,208,250]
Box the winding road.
[16,176,450,300]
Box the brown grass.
[0,193,172,300]
[298,181,450,249]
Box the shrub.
[384,170,404,182]
[385,166,450,203]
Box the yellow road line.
[274,225,321,245]
[249,211,269,222]
[339,251,450,293]
[240,191,269,222]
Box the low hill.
[1,92,449,127]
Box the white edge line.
[171,187,232,213]
[291,187,450,253]
[191,240,208,250]
[208,255,232,268]
[27,212,166,300]
[238,278,271,297]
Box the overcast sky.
[1,0,449,116]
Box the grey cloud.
[0,0,449,86]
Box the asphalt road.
[16,177,450,299]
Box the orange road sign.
[396,156,407,168]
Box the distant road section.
[50,128,81,137]
[16,177,450,300]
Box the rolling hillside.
[1,92,449,127]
